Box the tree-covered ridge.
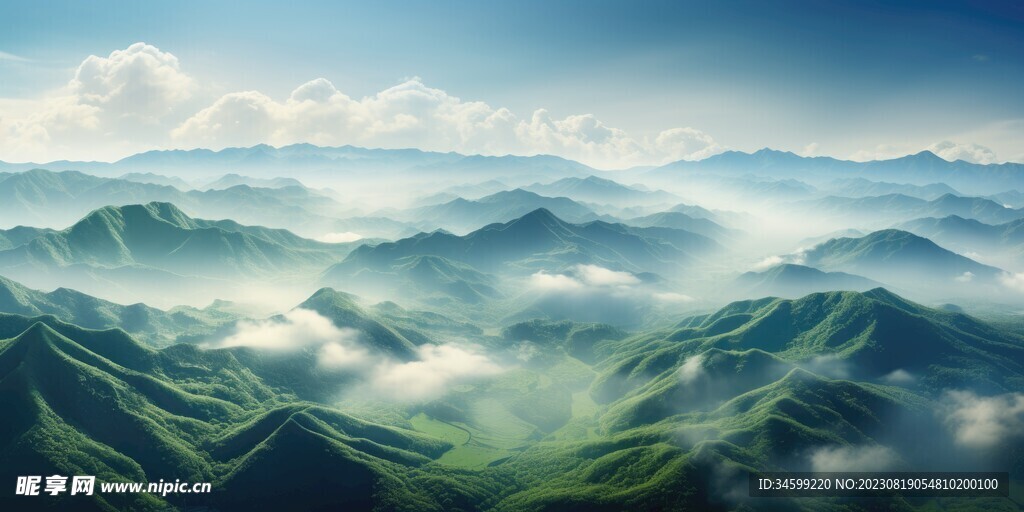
[0,286,1020,511]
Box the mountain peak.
[905,150,946,163]
[14,321,61,343]
[514,207,563,226]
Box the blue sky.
[1,0,1022,165]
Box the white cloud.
[317,341,369,370]
[927,140,997,164]
[0,50,30,62]
[847,143,910,162]
[369,344,502,401]
[998,272,1024,293]
[678,354,705,384]
[0,42,197,162]
[810,445,898,472]
[849,140,1000,164]
[881,369,915,384]
[802,354,850,379]
[753,255,784,270]
[942,390,1024,449]
[316,231,363,243]
[171,77,723,169]
[653,292,696,303]
[217,308,365,354]
[652,127,724,162]
[213,308,502,398]
[71,42,195,122]
[530,264,642,292]
[167,75,724,167]
[1,43,724,167]
[529,271,584,292]
[530,265,698,305]
[955,271,975,283]
[574,264,640,286]
[800,142,820,157]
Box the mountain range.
[0,275,237,346]
[792,192,1024,227]
[402,189,611,233]
[649,148,1024,194]
[0,202,358,306]
[735,263,882,298]
[798,229,1005,291]
[522,175,680,206]
[5,287,1017,510]
[899,215,1024,264]
[328,208,722,279]
[7,144,1024,194]
[0,169,351,237]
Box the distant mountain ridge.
[0,202,359,306]
[650,148,1024,194]
[403,188,612,233]
[4,144,1023,193]
[0,168,348,236]
[800,229,1005,290]
[735,263,882,298]
[523,175,680,205]
[330,208,722,277]
[793,192,1024,226]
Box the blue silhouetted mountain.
[735,264,882,298]
[827,177,961,200]
[0,169,351,237]
[800,229,1004,285]
[0,225,53,250]
[0,202,350,278]
[899,215,1024,259]
[406,188,609,233]
[793,193,1024,226]
[649,148,1024,194]
[329,208,722,277]
[201,173,306,190]
[523,175,680,205]
[624,211,735,241]
[324,254,502,306]
[119,171,194,190]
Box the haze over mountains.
[1,143,1023,511]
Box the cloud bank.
[942,390,1024,449]
[213,308,501,401]
[1,43,723,168]
[810,445,898,472]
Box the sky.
[0,0,1022,168]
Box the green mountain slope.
[0,275,237,346]
[800,229,1005,286]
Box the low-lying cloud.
[528,264,696,306]
[575,264,641,286]
[529,271,585,292]
[529,264,639,292]
[316,231,364,243]
[370,344,502,401]
[213,308,502,400]
[678,355,705,384]
[217,308,364,354]
[941,390,1024,449]
[810,444,898,472]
